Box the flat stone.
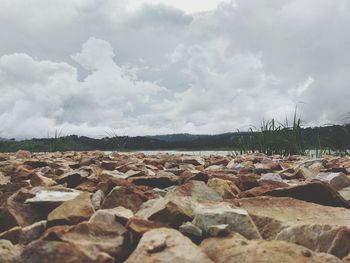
[25,190,80,206]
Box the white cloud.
[0,0,349,138]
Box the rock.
[46,221,127,260]
[0,240,22,263]
[100,170,130,181]
[259,173,283,182]
[30,173,57,187]
[239,196,350,257]
[48,192,95,225]
[101,186,145,212]
[207,178,240,199]
[89,207,133,226]
[91,190,105,210]
[127,218,169,241]
[207,224,230,237]
[200,234,342,263]
[276,224,350,258]
[262,181,350,208]
[238,181,289,198]
[129,175,179,189]
[25,189,81,207]
[179,221,203,237]
[20,240,114,263]
[0,189,43,232]
[136,197,193,227]
[125,228,213,263]
[101,161,119,171]
[315,172,350,190]
[24,160,49,168]
[192,202,261,239]
[339,186,350,200]
[0,220,47,245]
[15,150,31,159]
[0,171,10,185]
[169,180,223,202]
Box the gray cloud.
[0,0,349,138]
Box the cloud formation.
[0,0,349,138]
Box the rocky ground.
[1,150,350,262]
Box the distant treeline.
[0,124,349,154]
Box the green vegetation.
[236,110,350,157]
[0,117,349,156]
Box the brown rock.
[125,228,213,263]
[262,181,350,208]
[0,240,22,263]
[200,234,342,263]
[89,207,134,226]
[0,189,43,232]
[101,186,145,212]
[15,150,31,159]
[48,192,94,225]
[207,178,240,199]
[129,175,179,189]
[20,240,113,263]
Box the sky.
[0,0,349,139]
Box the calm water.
[111,150,236,156]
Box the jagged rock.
[315,172,350,190]
[30,173,57,187]
[44,221,127,260]
[207,178,240,199]
[89,207,133,226]
[169,180,223,202]
[20,240,114,263]
[239,196,350,257]
[259,173,283,182]
[136,197,193,227]
[339,186,350,200]
[276,224,350,258]
[0,240,22,263]
[192,202,261,239]
[179,221,203,237]
[90,189,105,210]
[200,234,342,263]
[48,192,94,225]
[15,150,31,159]
[125,228,213,263]
[0,220,47,245]
[0,189,43,232]
[0,171,10,185]
[262,181,350,208]
[101,186,145,212]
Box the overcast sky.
[0,0,349,139]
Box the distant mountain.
[147,133,206,142]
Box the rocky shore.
[1,150,350,262]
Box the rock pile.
[1,150,350,262]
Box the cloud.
[0,0,349,138]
